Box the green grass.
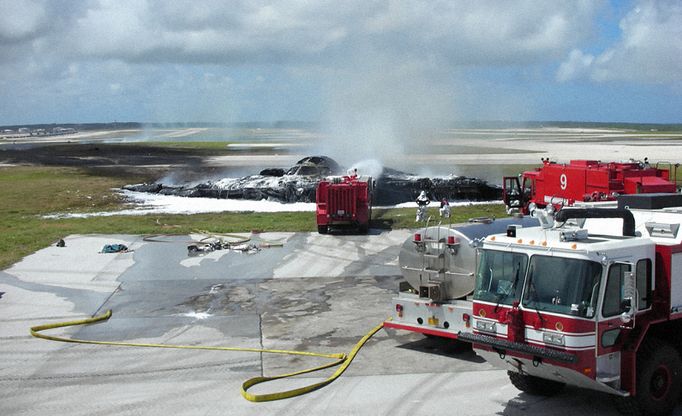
[0,166,507,270]
[371,205,506,230]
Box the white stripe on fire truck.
[472,317,595,350]
[524,327,596,350]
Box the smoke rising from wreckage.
[123,156,501,205]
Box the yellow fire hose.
[30,310,386,402]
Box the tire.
[507,371,565,396]
[615,338,682,416]
[317,225,328,234]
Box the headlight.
[475,320,497,333]
[543,332,565,346]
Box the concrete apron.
[0,232,642,415]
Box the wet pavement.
[1,231,677,415]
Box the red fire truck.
[503,159,677,215]
[316,174,373,234]
[458,193,682,415]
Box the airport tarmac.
[1,231,680,415]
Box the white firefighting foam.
[43,189,499,219]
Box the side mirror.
[619,301,634,324]
[619,301,633,324]
[620,270,636,327]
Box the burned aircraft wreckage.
[123,156,501,205]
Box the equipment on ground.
[384,217,539,340]
[461,193,682,416]
[316,173,373,234]
[100,244,129,253]
[503,159,678,215]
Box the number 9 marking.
[560,174,567,190]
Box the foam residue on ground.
[44,190,499,218]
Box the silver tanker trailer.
[384,217,538,340]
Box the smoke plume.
[315,50,458,171]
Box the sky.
[1,0,681,126]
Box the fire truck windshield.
[522,255,602,318]
[474,250,528,305]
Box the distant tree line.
[1,120,680,132]
[0,121,319,131]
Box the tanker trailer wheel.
[615,338,682,416]
[317,225,328,234]
[507,371,565,396]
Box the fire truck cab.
[460,193,682,415]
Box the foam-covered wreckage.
[123,156,501,205]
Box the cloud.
[61,0,353,63]
[556,49,595,82]
[0,0,46,43]
[0,0,608,125]
[557,0,682,84]
[11,1,681,126]
[2,0,601,66]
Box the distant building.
[52,127,77,135]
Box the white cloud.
[7,0,680,125]
[1,0,602,66]
[557,0,682,84]
[556,49,594,82]
[0,0,46,42]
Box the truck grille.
[329,187,355,218]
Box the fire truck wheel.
[507,371,565,396]
[617,338,682,416]
[317,225,328,234]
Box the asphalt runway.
[1,231,680,415]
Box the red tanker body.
[316,174,373,234]
[504,159,677,215]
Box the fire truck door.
[521,176,534,203]
[595,262,635,385]
[503,176,522,209]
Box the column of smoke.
[315,55,458,177]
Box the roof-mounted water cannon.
[529,202,555,229]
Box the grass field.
[0,166,507,270]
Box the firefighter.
[415,191,430,222]
[439,198,451,218]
